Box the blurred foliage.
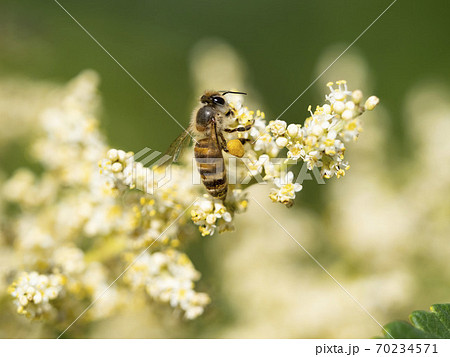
[381,303,450,339]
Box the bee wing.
[156,130,192,168]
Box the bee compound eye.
[212,96,225,105]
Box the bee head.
[200,90,246,106]
[200,91,225,106]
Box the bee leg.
[217,131,229,152]
[225,109,234,117]
[238,138,251,145]
[224,119,255,133]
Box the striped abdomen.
[194,138,227,200]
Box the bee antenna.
[220,90,247,96]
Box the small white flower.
[222,211,232,222]
[267,119,287,137]
[206,214,217,225]
[244,154,267,177]
[270,172,302,206]
[190,196,234,236]
[253,133,273,152]
[287,143,304,160]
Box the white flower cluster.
[228,80,379,206]
[267,81,379,181]
[32,70,105,186]
[99,148,135,194]
[124,249,210,319]
[191,196,233,236]
[8,272,65,319]
[2,72,209,325]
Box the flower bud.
[107,148,118,162]
[275,137,288,148]
[342,109,354,120]
[351,90,363,104]
[111,162,123,173]
[287,124,299,138]
[332,101,345,114]
[364,96,379,111]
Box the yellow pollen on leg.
[227,139,245,158]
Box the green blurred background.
[1,0,450,338]
[2,0,449,153]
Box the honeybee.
[161,90,254,201]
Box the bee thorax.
[196,106,216,131]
